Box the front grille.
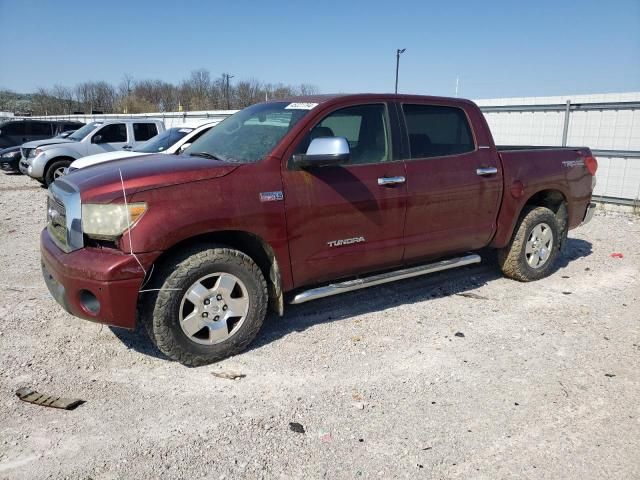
[22,148,33,159]
[47,196,67,249]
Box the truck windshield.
[68,122,102,141]
[134,128,191,153]
[183,102,309,163]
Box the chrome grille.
[47,195,67,249]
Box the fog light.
[79,289,100,314]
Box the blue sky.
[1,0,639,99]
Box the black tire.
[498,206,560,282]
[44,159,71,186]
[141,246,268,366]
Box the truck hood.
[21,138,75,149]
[62,153,241,202]
[69,150,148,170]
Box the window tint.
[97,123,127,143]
[133,123,158,141]
[31,122,52,136]
[0,122,27,136]
[297,104,390,165]
[403,104,474,158]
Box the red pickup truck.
[42,94,597,365]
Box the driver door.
[90,123,128,154]
[282,102,407,288]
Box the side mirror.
[178,142,191,153]
[293,137,350,168]
[92,134,104,144]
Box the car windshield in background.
[134,128,192,153]
[68,122,102,141]
[183,102,310,163]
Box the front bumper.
[581,202,596,226]
[40,229,161,329]
[19,159,30,175]
[0,155,20,172]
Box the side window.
[184,126,211,144]
[402,104,474,158]
[296,104,390,165]
[133,123,158,141]
[98,123,127,143]
[31,122,52,136]
[1,122,27,136]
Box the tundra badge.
[327,237,366,248]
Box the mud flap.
[556,203,569,254]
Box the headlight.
[33,148,44,157]
[81,202,147,240]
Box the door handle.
[476,167,498,176]
[123,145,132,150]
[378,176,406,186]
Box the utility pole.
[223,73,234,110]
[395,49,406,94]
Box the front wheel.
[142,246,268,366]
[498,206,560,282]
[44,159,71,186]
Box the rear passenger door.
[131,123,159,148]
[399,102,502,262]
[30,121,53,141]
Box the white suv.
[20,119,165,185]
[67,122,217,173]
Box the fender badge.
[260,191,284,202]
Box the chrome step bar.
[290,254,481,305]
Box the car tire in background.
[498,206,561,282]
[141,245,268,366]
[44,159,72,186]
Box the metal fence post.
[561,100,571,146]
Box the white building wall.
[475,92,640,202]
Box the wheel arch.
[492,187,569,249]
[146,230,284,316]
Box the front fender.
[30,147,81,179]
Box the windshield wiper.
[189,152,224,161]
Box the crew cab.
[66,122,217,173]
[20,119,165,185]
[41,94,597,366]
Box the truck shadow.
[251,238,593,351]
[110,238,592,362]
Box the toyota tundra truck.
[41,94,597,366]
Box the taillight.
[584,156,598,176]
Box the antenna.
[455,76,460,97]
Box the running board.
[289,254,481,305]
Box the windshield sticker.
[284,102,318,110]
[178,128,194,133]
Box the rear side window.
[133,123,158,141]
[402,104,474,158]
[31,122,52,136]
[98,123,127,143]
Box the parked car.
[1,129,79,173]
[66,122,217,173]
[41,94,597,366]
[20,119,165,185]
[0,119,83,149]
[0,145,22,172]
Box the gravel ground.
[0,171,638,480]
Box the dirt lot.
[0,171,638,480]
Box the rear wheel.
[44,159,71,186]
[142,246,268,366]
[498,206,560,282]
